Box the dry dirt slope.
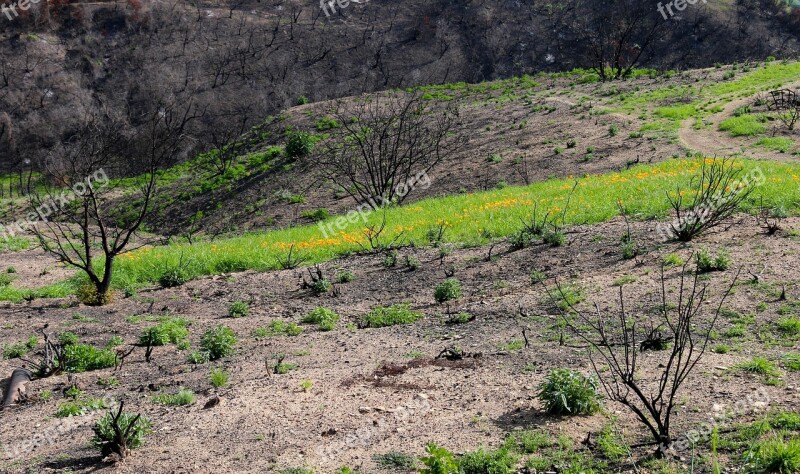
[0,215,799,473]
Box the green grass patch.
[719,115,767,137]
[6,158,800,301]
[756,137,795,153]
[360,303,423,328]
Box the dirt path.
[678,81,800,159]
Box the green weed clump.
[228,300,250,318]
[139,318,190,346]
[197,325,237,361]
[434,278,462,303]
[152,388,195,406]
[302,307,340,331]
[360,303,423,328]
[92,410,152,456]
[538,368,602,415]
[65,344,117,373]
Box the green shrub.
[301,208,330,221]
[210,368,229,388]
[458,447,517,474]
[200,326,237,361]
[228,300,250,318]
[315,117,340,130]
[537,368,601,415]
[65,344,117,373]
[662,253,684,267]
[543,229,565,247]
[92,410,151,456]
[373,451,417,470]
[58,331,79,346]
[383,250,399,268]
[0,274,13,287]
[286,131,314,159]
[419,443,459,474]
[434,279,462,303]
[336,270,354,283]
[139,318,190,346]
[152,388,195,406]
[696,248,731,273]
[302,307,340,331]
[259,320,304,337]
[296,96,309,105]
[361,303,423,328]
[608,125,619,137]
[503,429,551,453]
[405,255,421,270]
[158,267,190,288]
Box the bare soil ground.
[1,215,799,473]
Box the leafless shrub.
[314,91,465,206]
[276,244,309,270]
[546,261,740,455]
[662,158,760,242]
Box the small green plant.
[199,325,237,361]
[777,316,800,336]
[621,241,637,260]
[419,443,459,474]
[383,250,399,268]
[65,344,117,373]
[58,331,80,346]
[542,229,565,247]
[286,131,314,159]
[597,423,628,461]
[2,336,37,359]
[735,357,781,377]
[566,139,577,148]
[56,397,109,418]
[447,312,474,324]
[405,255,421,270]
[97,377,119,387]
[302,307,340,331]
[548,283,584,311]
[92,406,152,458]
[713,344,730,354]
[434,279,462,303]
[274,361,298,374]
[613,275,636,286]
[503,340,525,351]
[152,388,195,406]
[745,434,800,473]
[783,353,800,371]
[259,320,304,337]
[228,300,250,318]
[609,124,619,136]
[458,447,517,474]
[300,380,314,392]
[158,267,190,288]
[301,208,330,221]
[662,253,685,267]
[138,318,189,346]
[296,96,309,105]
[210,368,230,388]
[335,270,354,283]
[373,451,417,471]
[40,390,53,401]
[530,270,546,284]
[537,368,601,415]
[696,248,731,273]
[361,303,423,328]
[503,429,551,453]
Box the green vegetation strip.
[2,157,800,301]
